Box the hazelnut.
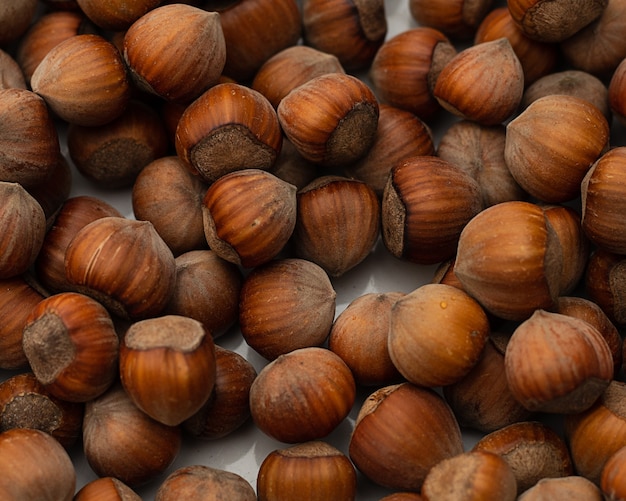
[0,372,84,449]
[0,428,76,501]
[64,216,177,320]
[473,421,573,494]
[369,27,457,119]
[454,201,563,321]
[239,258,336,360]
[183,346,257,440]
[74,477,141,501]
[249,347,356,443]
[433,38,524,125]
[270,138,320,190]
[202,169,296,268]
[302,0,387,71]
[601,445,626,500]
[585,249,626,327]
[31,34,131,126]
[349,382,463,491]
[388,283,490,387]
[381,155,482,265]
[505,94,609,203]
[119,315,216,426]
[251,45,345,109]
[518,476,603,500]
[507,0,608,42]
[175,83,283,184]
[155,465,256,501]
[257,441,357,501]
[293,175,381,277]
[609,58,626,125]
[328,291,405,387]
[123,4,226,103]
[0,1,38,47]
[277,72,379,168]
[420,450,518,500]
[409,0,494,40]
[26,154,73,230]
[132,156,208,256]
[0,181,46,279]
[76,0,160,31]
[437,120,527,208]
[0,48,26,90]
[22,292,120,403]
[82,383,182,487]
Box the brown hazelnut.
[119,315,216,426]
[31,34,131,126]
[409,0,494,40]
[0,1,38,47]
[76,0,160,31]
[22,292,119,403]
[156,465,256,501]
[249,347,356,443]
[302,0,387,71]
[585,249,626,327]
[369,27,457,119]
[257,441,357,501]
[74,477,142,501]
[519,476,603,500]
[123,4,226,103]
[277,72,379,168]
[0,49,26,90]
[176,83,283,184]
[601,445,626,500]
[609,58,626,125]
[433,38,524,125]
[239,258,336,361]
[349,382,463,492]
[381,155,482,265]
[202,169,297,268]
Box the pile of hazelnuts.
[1,0,626,499]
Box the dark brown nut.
[156,465,256,501]
[0,1,38,46]
[505,310,613,414]
[581,147,626,254]
[421,450,518,500]
[434,38,524,125]
[0,181,46,279]
[0,276,45,370]
[0,372,84,449]
[183,346,257,440]
[82,383,182,487]
[22,292,119,403]
[269,138,320,191]
[164,250,242,338]
[239,258,336,361]
[302,0,387,71]
[474,6,558,84]
[209,0,301,82]
[437,120,527,208]
[609,58,626,125]
[76,0,160,31]
[277,72,379,168]
[564,380,626,485]
[249,347,356,443]
[507,0,607,42]
[0,428,76,501]
[176,83,283,184]
[505,95,609,203]
[519,476,603,500]
[67,100,169,189]
[381,155,482,265]
[64,216,177,320]
[35,195,123,294]
[369,27,457,119]
[561,0,626,78]
[349,382,464,492]
[123,4,225,103]
[346,104,436,197]
[523,70,611,120]
[74,477,141,501]
[202,169,296,268]
[473,421,573,494]
[585,249,626,327]
[119,315,216,426]
[293,175,380,277]
[27,154,73,231]
[328,291,405,387]
[0,88,61,188]
[15,10,86,85]
[0,48,26,89]
[443,335,534,433]
[31,34,131,127]
[409,0,494,40]
[252,45,345,109]
[454,201,563,321]
[257,441,357,501]
[132,156,208,256]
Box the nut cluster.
[1,0,626,499]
